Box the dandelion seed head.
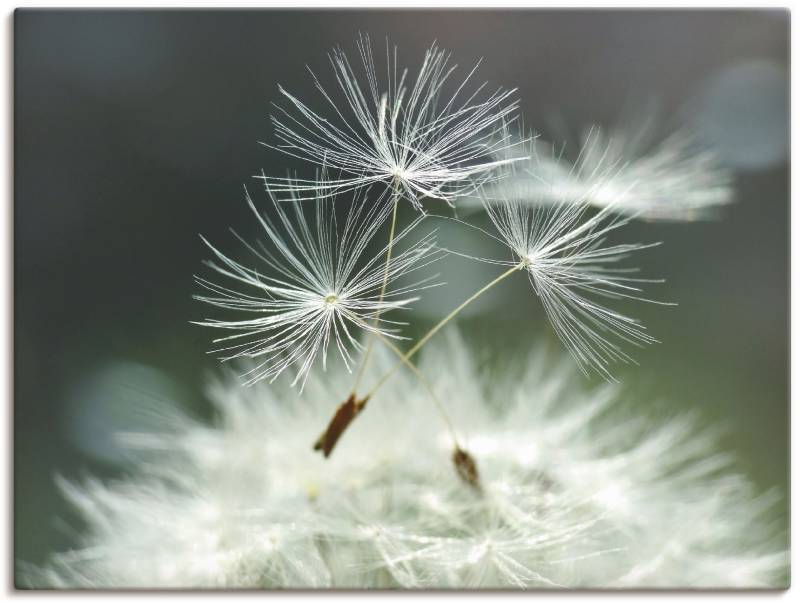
[30,332,786,588]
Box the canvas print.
[14,9,789,589]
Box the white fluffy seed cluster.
[32,332,786,589]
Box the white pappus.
[193,179,443,390]
[261,34,526,210]
[484,113,733,222]
[462,179,671,381]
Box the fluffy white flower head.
[262,34,525,210]
[194,180,441,389]
[32,332,787,588]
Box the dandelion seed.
[472,181,670,380]
[260,34,525,210]
[486,113,733,221]
[193,179,443,390]
[362,178,668,389]
[30,333,787,588]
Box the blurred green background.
[14,9,788,571]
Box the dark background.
[14,9,789,569]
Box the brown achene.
[452,446,482,492]
[312,393,370,458]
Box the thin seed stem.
[313,322,464,458]
[370,329,461,447]
[351,181,401,391]
[364,262,525,399]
